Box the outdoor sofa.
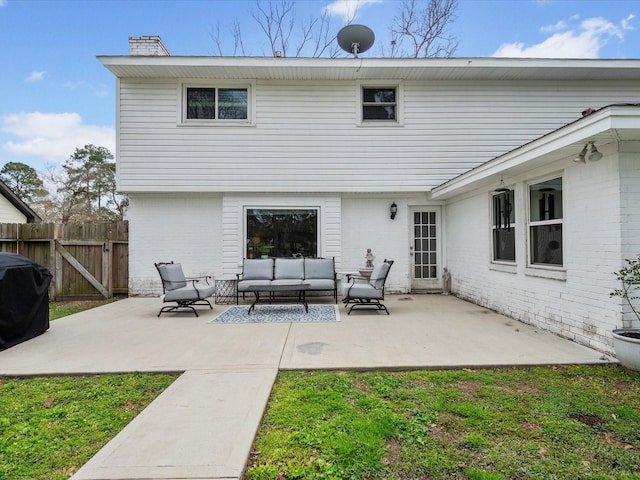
[236,257,338,304]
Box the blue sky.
[1,0,639,174]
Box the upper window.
[529,177,563,267]
[492,190,515,262]
[184,86,248,121]
[362,87,397,121]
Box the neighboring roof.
[431,103,640,199]
[98,55,640,82]
[0,179,42,223]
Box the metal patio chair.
[154,261,215,317]
[342,259,394,315]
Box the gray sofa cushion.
[237,279,272,292]
[272,278,304,286]
[242,258,273,280]
[369,262,390,289]
[164,283,215,301]
[343,283,383,300]
[274,258,304,280]
[305,278,335,290]
[158,263,187,291]
[304,258,334,279]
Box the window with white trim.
[183,86,248,121]
[246,208,318,258]
[528,177,563,266]
[362,87,397,121]
[492,189,515,262]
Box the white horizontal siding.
[0,195,27,223]
[221,194,341,278]
[116,79,640,193]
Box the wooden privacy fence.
[0,221,128,300]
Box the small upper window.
[362,87,396,121]
[185,87,248,121]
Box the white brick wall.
[444,147,635,353]
[341,195,414,293]
[129,192,422,296]
[619,145,640,327]
[128,36,170,56]
[127,193,223,296]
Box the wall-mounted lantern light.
[390,202,398,220]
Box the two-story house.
[99,36,640,352]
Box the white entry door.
[410,207,442,291]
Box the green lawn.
[3,301,639,479]
[246,366,640,480]
[1,300,177,480]
[49,298,119,320]
[0,374,176,480]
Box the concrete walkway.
[0,295,613,479]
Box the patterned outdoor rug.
[209,304,339,324]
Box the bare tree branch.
[391,0,458,58]
[232,20,246,56]
[252,0,296,56]
[211,22,223,56]
[210,0,458,58]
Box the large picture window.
[246,208,318,258]
[492,190,515,262]
[529,177,563,266]
[185,86,248,121]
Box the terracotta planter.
[612,328,640,371]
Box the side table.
[215,278,237,305]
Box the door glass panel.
[413,210,437,279]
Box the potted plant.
[257,244,274,258]
[610,254,640,370]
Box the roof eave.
[0,181,42,223]
[431,104,640,200]
[97,55,640,81]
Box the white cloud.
[25,71,46,82]
[622,13,635,30]
[1,112,115,164]
[323,0,382,21]
[540,20,567,33]
[493,15,632,58]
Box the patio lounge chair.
[343,259,394,315]
[154,262,215,317]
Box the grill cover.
[0,253,52,351]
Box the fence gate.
[0,221,128,300]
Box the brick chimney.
[128,36,170,56]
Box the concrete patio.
[0,294,614,480]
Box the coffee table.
[246,283,310,315]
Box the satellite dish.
[337,24,375,57]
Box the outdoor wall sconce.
[390,202,398,220]
[574,141,602,163]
